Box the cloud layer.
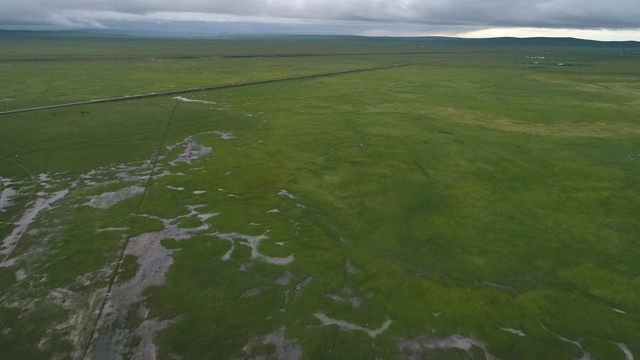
[1,0,639,32]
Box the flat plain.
[1,32,639,359]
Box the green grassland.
[0,34,639,359]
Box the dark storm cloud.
[0,0,639,30]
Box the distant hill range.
[1,29,638,48]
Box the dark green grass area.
[142,60,639,358]
[0,35,639,359]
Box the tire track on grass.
[81,102,179,359]
[0,63,415,116]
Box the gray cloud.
[0,0,639,31]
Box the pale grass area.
[531,74,640,107]
[432,107,640,138]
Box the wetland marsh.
[1,34,639,359]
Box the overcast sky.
[1,0,639,40]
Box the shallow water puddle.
[212,231,294,265]
[242,327,302,360]
[397,334,498,360]
[314,313,392,338]
[169,136,213,166]
[172,96,216,105]
[0,187,17,213]
[90,205,218,357]
[85,185,145,209]
[500,327,526,336]
[1,189,69,266]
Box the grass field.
[1,33,639,359]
